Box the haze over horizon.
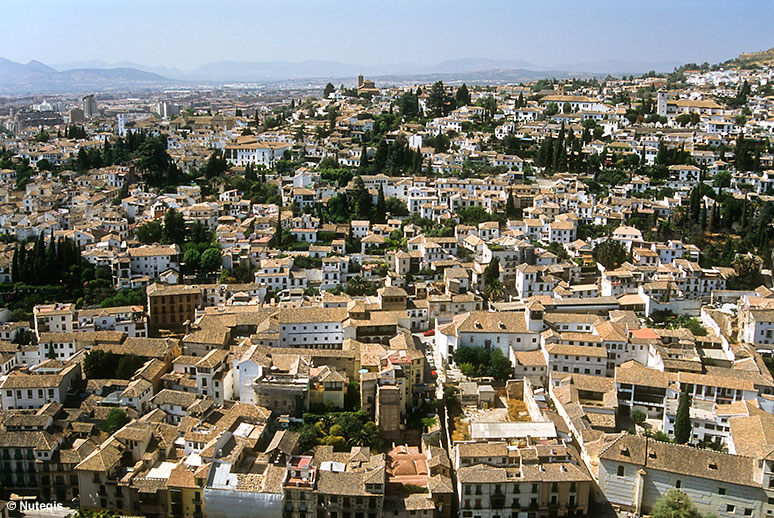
[2,0,773,72]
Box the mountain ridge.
[0,55,688,93]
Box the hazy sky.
[2,0,772,69]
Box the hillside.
[723,47,774,69]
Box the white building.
[0,362,81,410]
[436,305,543,362]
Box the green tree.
[385,197,409,217]
[83,350,119,379]
[632,409,646,425]
[323,82,335,97]
[476,95,498,121]
[731,254,763,290]
[133,135,173,187]
[713,170,731,188]
[115,354,147,379]
[203,149,228,179]
[374,185,387,224]
[99,408,130,434]
[544,102,559,117]
[483,279,505,302]
[673,390,692,444]
[344,275,375,296]
[200,247,222,273]
[505,191,517,219]
[358,145,369,171]
[593,240,629,269]
[487,348,512,381]
[484,257,500,287]
[399,89,420,120]
[183,248,201,273]
[428,81,453,117]
[455,83,471,106]
[189,220,212,244]
[298,425,319,453]
[162,208,187,245]
[651,489,707,518]
[36,158,52,171]
[457,206,491,225]
[351,176,373,219]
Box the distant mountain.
[24,60,58,75]
[427,57,539,74]
[0,58,173,93]
[51,60,185,79]
[0,55,689,93]
[181,56,680,82]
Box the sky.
[1,0,773,70]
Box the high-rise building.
[82,94,97,118]
[117,113,128,136]
[69,108,84,123]
[155,101,180,119]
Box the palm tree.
[346,275,371,296]
[348,428,371,447]
[484,279,506,302]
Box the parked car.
[423,329,435,336]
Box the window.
[617,466,625,477]
[726,505,735,513]
[675,480,681,489]
[718,488,726,495]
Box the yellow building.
[167,463,209,518]
[308,365,347,410]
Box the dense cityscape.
[1,13,774,518]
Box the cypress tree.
[374,185,386,224]
[358,145,369,172]
[553,123,567,172]
[32,234,46,282]
[45,237,57,284]
[673,390,692,444]
[276,195,283,248]
[11,245,18,283]
[506,191,516,219]
[484,257,500,287]
[18,244,27,284]
[56,237,64,271]
[411,150,421,174]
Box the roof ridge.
[597,431,629,458]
